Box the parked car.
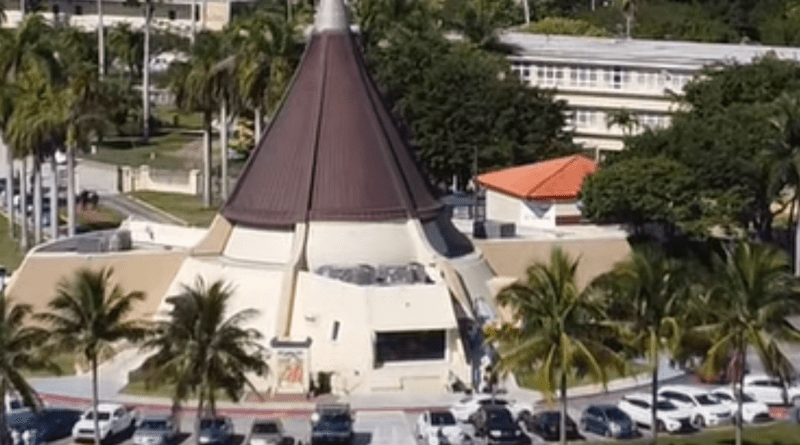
[658,385,732,428]
[579,404,637,439]
[451,395,530,423]
[198,417,234,445]
[6,408,81,442]
[742,374,800,405]
[617,394,693,433]
[415,410,472,445]
[72,403,136,442]
[246,419,292,445]
[133,415,178,445]
[471,405,529,445]
[709,387,771,423]
[525,410,579,442]
[310,404,354,445]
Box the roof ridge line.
[304,35,331,223]
[525,154,580,198]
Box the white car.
[450,395,530,423]
[742,374,800,405]
[709,387,771,423]
[617,393,693,433]
[415,410,472,445]
[72,403,136,442]
[658,385,732,427]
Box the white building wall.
[305,220,420,269]
[485,189,521,223]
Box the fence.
[120,165,200,195]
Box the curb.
[123,194,189,226]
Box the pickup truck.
[310,404,354,445]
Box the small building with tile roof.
[475,155,597,229]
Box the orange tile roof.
[475,155,597,201]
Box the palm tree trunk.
[736,340,746,445]
[202,113,212,207]
[0,377,7,445]
[67,144,76,236]
[201,0,207,30]
[33,156,41,245]
[142,2,151,142]
[50,155,58,239]
[190,0,197,44]
[220,102,228,200]
[195,394,204,445]
[19,158,27,251]
[651,354,659,444]
[254,107,262,148]
[560,371,567,445]
[5,139,15,240]
[97,0,105,77]
[522,0,530,24]
[794,189,800,276]
[92,355,101,445]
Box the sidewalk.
[31,349,685,417]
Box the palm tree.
[108,23,142,84]
[488,248,627,445]
[0,292,58,445]
[699,242,800,445]
[170,31,228,207]
[140,277,269,443]
[601,245,687,439]
[36,267,148,445]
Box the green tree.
[140,277,269,443]
[169,31,229,207]
[0,293,57,445]
[601,245,687,438]
[580,156,700,234]
[489,248,626,445]
[523,16,609,36]
[108,23,143,83]
[36,268,148,445]
[699,242,800,445]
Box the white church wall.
[305,221,418,269]
[290,271,468,394]
[485,189,520,223]
[223,226,295,263]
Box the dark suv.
[310,404,354,445]
[472,405,529,445]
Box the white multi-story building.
[502,32,800,156]
[0,0,254,34]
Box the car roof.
[622,393,655,402]
[659,385,711,396]
[90,403,126,411]
[140,415,172,421]
[744,374,777,382]
[589,404,620,411]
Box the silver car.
[246,419,292,445]
[134,416,178,445]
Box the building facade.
[502,32,800,156]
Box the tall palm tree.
[489,248,627,445]
[700,242,800,445]
[170,31,228,207]
[141,277,269,443]
[601,245,687,440]
[36,267,148,445]
[108,23,142,84]
[142,0,154,141]
[0,292,57,445]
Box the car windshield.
[741,393,756,403]
[603,407,628,421]
[655,401,677,411]
[486,410,515,428]
[430,412,456,426]
[696,394,719,406]
[252,423,280,434]
[139,420,169,430]
[713,393,733,402]
[200,419,227,428]
[315,414,351,432]
[86,412,111,421]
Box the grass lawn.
[597,421,800,445]
[0,213,25,271]
[87,130,202,170]
[22,353,77,377]
[129,191,219,227]
[75,205,125,231]
[517,363,650,393]
[153,107,204,130]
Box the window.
[194,5,200,21]
[168,9,176,20]
[374,330,445,364]
[612,66,622,89]
[330,320,340,341]
[74,5,83,15]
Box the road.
[101,194,185,225]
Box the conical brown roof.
[222,21,442,227]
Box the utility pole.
[143,0,153,141]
